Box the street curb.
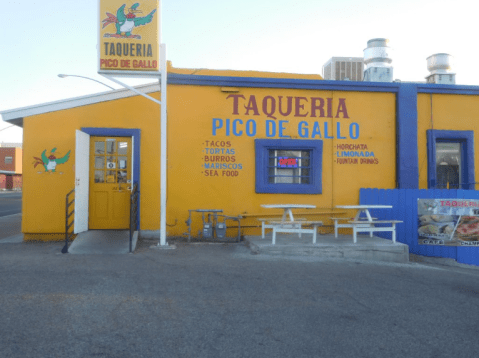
[409,254,479,270]
[0,234,23,243]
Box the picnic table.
[334,205,401,243]
[260,204,322,244]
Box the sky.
[1,0,477,143]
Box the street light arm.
[58,74,115,90]
[0,125,15,132]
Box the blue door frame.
[81,127,141,229]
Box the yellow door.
[89,137,132,229]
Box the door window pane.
[106,156,116,170]
[106,171,116,183]
[95,156,105,169]
[117,170,128,183]
[118,157,127,169]
[436,142,461,189]
[95,142,105,154]
[106,139,116,154]
[94,171,104,183]
[118,142,128,155]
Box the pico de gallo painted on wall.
[33,148,71,173]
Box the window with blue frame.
[255,139,323,194]
[427,130,474,189]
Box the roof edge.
[1,82,160,125]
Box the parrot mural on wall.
[102,3,157,39]
[33,148,71,172]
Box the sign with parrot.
[33,148,71,173]
[99,0,160,72]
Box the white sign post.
[97,0,168,246]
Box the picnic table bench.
[349,220,403,243]
[268,220,323,245]
[331,217,377,238]
[257,217,307,239]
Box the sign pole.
[97,0,168,246]
[159,43,167,246]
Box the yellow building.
[2,63,479,243]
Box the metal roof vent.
[426,53,455,84]
[363,38,393,82]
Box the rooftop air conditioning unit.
[323,57,364,81]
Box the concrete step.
[67,230,137,254]
[245,234,409,263]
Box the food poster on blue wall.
[418,199,479,246]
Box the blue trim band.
[168,73,401,92]
[417,83,479,95]
[167,73,479,95]
[397,84,419,188]
[81,127,141,229]
[255,139,323,194]
[427,130,475,189]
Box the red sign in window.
[278,157,298,168]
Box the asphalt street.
[1,238,479,358]
[0,191,22,217]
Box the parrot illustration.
[33,148,71,172]
[102,3,156,38]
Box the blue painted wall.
[360,188,479,266]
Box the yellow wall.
[167,61,324,80]
[22,94,160,238]
[21,82,396,239]
[417,94,479,189]
[166,85,396,236]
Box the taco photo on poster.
[417,214,458,245]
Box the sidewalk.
[0,189,22,193]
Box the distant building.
[0,142,23,148]
[0,147,22,190]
